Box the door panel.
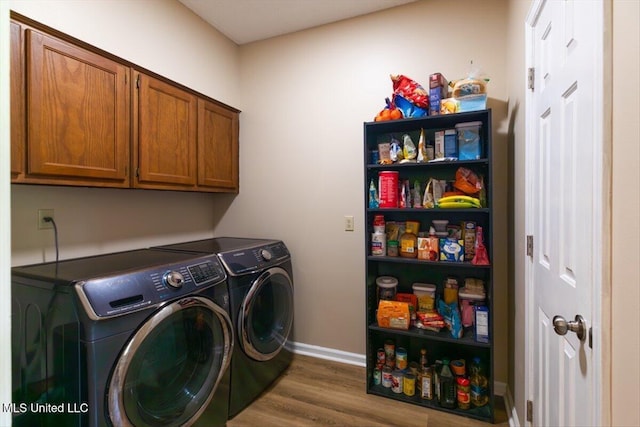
[528,0,601,425]
[26,29,130,185]
[197,99,239,191]
[134,72,197,188]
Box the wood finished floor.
[226,353,509,427]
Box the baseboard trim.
[288,341,366,367]
[502,385,521,427]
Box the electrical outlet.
[38,209,54,230]
[344,215,354,231]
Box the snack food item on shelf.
[377,300,411,330]
[451,77,487,98]
[440,238,465,262]
[454,167,483,197]
[391,74,428,109]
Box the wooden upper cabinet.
[10,13,240,193]
[133,72,198,190]
[198,99,239,192]
[10,20,25,180]
[24,29,130,187]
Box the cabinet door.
[197,99,239,192]
[10,20,24,180]
[26,30,130,186]
[134,72,197,189]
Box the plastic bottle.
[438,358,456,409]
[399,220,419,258]
[470,356,489,407]
[369,179,379,208]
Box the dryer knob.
[163,271,184,289]
[260,249,272,261]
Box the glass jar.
[387,240,399,257]
[456,376,471,410]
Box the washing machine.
[154,237,294,419]
[11,248,234,427]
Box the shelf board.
[363,109,491,133]
[367,385,493,422]
[368,323,491,348]
[366,256,491,268]
[366,158,489,170]
[366,208,490,214]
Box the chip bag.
[454,167,482,196]
[391,74,428,109]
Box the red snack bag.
[391,74,428,109]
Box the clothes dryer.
[154,237,294,419]
[11,249,233,427]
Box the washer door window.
[108,296,233,427]
[239,266,294,361]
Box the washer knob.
[260,249,272,261]
[163,271,184,289]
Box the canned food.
[386,356,395,369]
[382,366,393,388]
[373,368,382,386]
[391,370,404,394]
[376,348,386,365]
[396,347,408,370]
[384,340,395,361]
[403,373,416,397]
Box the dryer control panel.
[75,254,227,320]
[219,242,290,276]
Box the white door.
[525,1,604,426]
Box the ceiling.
[178,0,418,45]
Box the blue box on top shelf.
[456,121,483,160]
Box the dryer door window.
[239,266,294,361]
[108,296,233,427]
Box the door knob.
[553,314,587,341]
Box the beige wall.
[8,0,242,267]
[505,0,530,422]
[218,0,510,381]
[611,0,640,425]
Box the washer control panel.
[76,254,227,319]
[218,241,290,276]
